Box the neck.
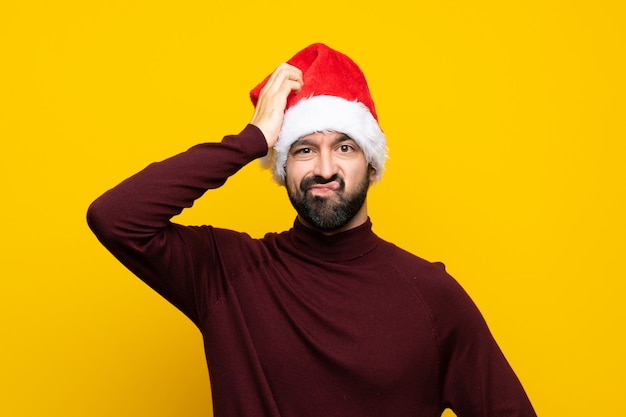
[289,215,377,263]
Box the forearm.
[87,124,267,254]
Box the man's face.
[285,131,376,234]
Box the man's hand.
[250,63,303,149]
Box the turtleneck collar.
[287,217,379,263]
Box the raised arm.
[88,62,302,243]
[86,63,303,324]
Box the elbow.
[86,194,116,243]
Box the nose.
[312,150,338,179]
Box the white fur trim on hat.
[266,95,387,185]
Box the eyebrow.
[332,134,353,146]
[290,134,354,149]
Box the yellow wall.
[2,1,624,416]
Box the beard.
[286,169,371,232]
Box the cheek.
[286,177,299,194]
[347,161,371,184]
[285,162,308,184]
[284,167,302,194]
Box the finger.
[250,64,304,147]
[263,64,303,93]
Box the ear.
[368,164,377,183]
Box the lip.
[308,182,340,196]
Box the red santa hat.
[250,43,387,185]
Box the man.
[87,43,536,416]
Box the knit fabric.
[87,124,536,417]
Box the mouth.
[308,182,340,197]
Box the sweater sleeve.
[432,269,537,417]
[86,124,269,325]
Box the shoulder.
[376,238,450,282]
[376,238,484,328]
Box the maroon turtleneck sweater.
[87,125,536,417]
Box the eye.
[296,147,312,154]
[289,146,314,159]
[338,143,354,153]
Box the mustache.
[300,174,345,193]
